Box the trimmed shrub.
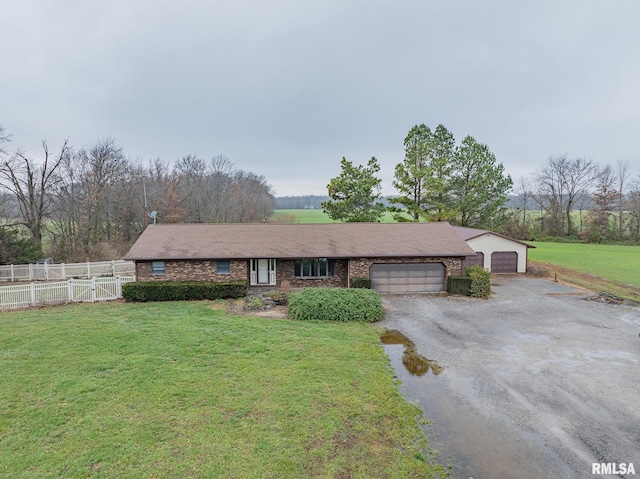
[288,288,383,322]
[350,277,372,289]
[122,280,247,302]
[447,276,473,295]
[465,265,491,298]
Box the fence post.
[68,279,74,302]
[29,264,33,281]
[30,283,36,306]
[87,261,91,279]
[91,277,96,302]
[10,264,14,282]
[61,263,66,280]
[44,262,49,281]
[111,260,116,276]
[115,275,122,298]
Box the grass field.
[271,209,593,225]
[528,242,640,301]
[271,209,397,223]
[0,301,446,479]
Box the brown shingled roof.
[124,222,475,261]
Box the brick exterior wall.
[135,260,248,282]
[135,256,465,287]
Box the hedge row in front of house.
[288,287,383,322]
[122,280,247,302]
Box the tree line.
[322,124,513,227]
[275,195,328,209]
[2,119,638,264]
[505,157,640,242]
[0,125,275,263]
[322,123,640,243]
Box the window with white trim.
[294,258,334,278]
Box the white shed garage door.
[370,263,445,293]
[491,252,518,273]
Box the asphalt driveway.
[378,276,640,479]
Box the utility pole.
[136,175,149,225]
[141,176,148,211]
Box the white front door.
[251,259,276,285]
[258,259,269,284]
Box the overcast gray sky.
[2,1,639,196]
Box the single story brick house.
[454,226,535,273]
[124,222,476,293]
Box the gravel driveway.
[378,276,640,479]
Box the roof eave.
[127,252,473,261]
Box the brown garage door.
[369,263,445,293]
[491,251,517,273]
[466,252,484,268]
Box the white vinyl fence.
[0,260,135,282]
[0,276,136,310]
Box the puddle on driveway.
[381,329,556,479]
[380,329,443,376]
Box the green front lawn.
[0,302,445,478]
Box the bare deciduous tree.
[50,139,140,260]
[0,124,10,155]
[627,175,640,241]
[508,176,534,238]
[615,159,632,239]
[174,154,208,222]
[1,130,275,260]
[172,155,274,224]
[0,124,14,218]
[535,155,599,236]
[0,139,70,245]
[583,165,620,241]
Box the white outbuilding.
[454,226,535,273]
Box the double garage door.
[466,251,518,273]
[370,263,445,293]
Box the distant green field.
[271,209,396,223]
[528,242,640,288]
